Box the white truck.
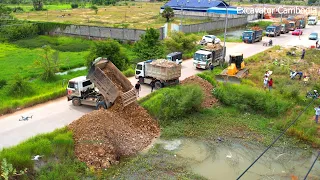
[193,43,225,70]
[67,57,137,109]
[308,16,318,25]
[135,59,181,89]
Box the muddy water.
[157,139,320,180]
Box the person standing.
[135,81,141,97]
[301,49,305,60]
[314,106,320,124]
[263,75,268,90]
[210,64,214,71]
[150,79,155,92]
[316,39,319,48]
[268,78,273,91]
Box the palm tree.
[162,6,174,22]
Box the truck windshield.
[266,28,275,32]
[243,32,252,37]
[166,56,172,60]
[194,53,207,62]
[309,19,315,21]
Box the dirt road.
[0,24,319,149]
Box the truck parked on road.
[288,15,306,29]
[135,59,181,89]
[67,57,137,109]
[308,16,318,25]
[266,25,281,37]
[193,43,226,70]
[242,26,263,43]
[280,21,290,33]
[288,21,297,31]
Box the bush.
[0,23,38,42]
[122,67,135,77]
[196,73,217,87]
[7,75,34,97]
[71,3,79,8]
[213,84,292,117]
[141,85,203,120]
[164,31,198,56]
[0,79,7,89]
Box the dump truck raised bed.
[67,57,137,109]
[193,43,226,70]
[135,59,181,89]
[266,25,281,37]
[242,26,263,43]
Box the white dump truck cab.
[193,50,212,69]
[308,16,318,25]
[166,52,183,64]
[135,61,148,82]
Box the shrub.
[7,75,34,97]
[122,67,135,77]
[71,3,79,9]
[0,80,7,89]
[141,85,203,121]
[213,84,292,117]
[0,23,38,42]
[196,73,217,87]
[164,31,198,56]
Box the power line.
[237,98,316,179]
[304,151,320,180]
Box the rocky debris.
[250,26,262,31]
[150,59,179,67]
[68,102,160,169]
[203,43,223,51]
[181,75,218,108]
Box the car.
[200,35,220,45]
[292,29,303,36]
[309,32,318,40]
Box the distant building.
[161,0,231,12]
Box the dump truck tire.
[96,101,107,110]
[155,81,163,89]
[72,98,81,106]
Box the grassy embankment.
[0,35,137,114]
[11,2,210,29]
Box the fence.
[51,25,165,41]
[181,17,247,33]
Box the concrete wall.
[181,17,247,33]
[52,25,165,41]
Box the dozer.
[215,53,249,84]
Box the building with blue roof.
[161,0,232,12]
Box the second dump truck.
[242,26,263,43]
[67,57,137,109]
[135,59,181,89]
[266,24,281,37]
[193,43,226,70]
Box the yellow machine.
[215,53,249,83]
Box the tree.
[161,6,174,22]
[164,31,197,54]
[90,5,98,14]
[86,40,129,71]
[274,0,281,3]
[133,28,165,60]
[32,0,43,11]
[34,45,60,80]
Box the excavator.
[215,53,249,84]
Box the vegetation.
[133,28,165,60]
[34,45,60,80]
[164,31,199,59]
[90,5,98,14]
[86,39,129,71]
[247,21,273,30]
[141,85,203,121]
[161,6,174,22]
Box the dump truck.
[308,16,318,25]
[193,43,226,70]
[242,26,263,43]
[266,25,281,37]
[135,59,181,89]
[288,21,297,31]
[166,52,182,64]
[287,15,306,30]
[215,53,249,84]
[67,57,137,109]
[280,20,290,33]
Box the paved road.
[0,24,319,149]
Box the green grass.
[247,21,273,30]
[6,3,92,12]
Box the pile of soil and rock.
[68,61,160,169]
[181,75,218,108]
[204,43,223,51]
[150,59,179,68]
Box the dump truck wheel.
[72,98,81,106]
[96,101,107,110]
[155,81,162,89]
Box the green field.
[11,2,209,29]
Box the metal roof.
[161,0,230,10]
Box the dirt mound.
[181,75,218,108]
[251,26,262,31]
[203,43,223,51]
[68,102,160,169]
[150,59,179,68]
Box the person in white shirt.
[314,106,320,124]
[264,71,270,78]
[263,75,268,90]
